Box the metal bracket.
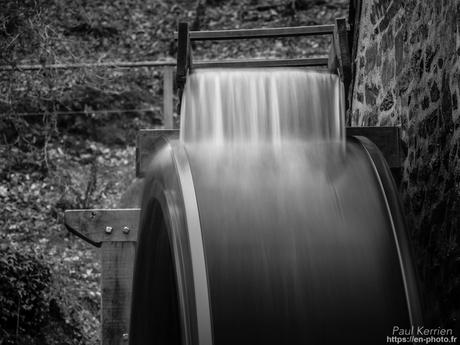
[64,208,140,246]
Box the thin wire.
[1,108,163,117]
[0,61,177,71]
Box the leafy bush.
[0,246,85,345]
[0,246,51,344]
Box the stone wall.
[351,0,460,327]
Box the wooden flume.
[174,19,351,114]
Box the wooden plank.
[174,24,335,41]
[176,22,190,92]
[349,0,363,61]
[137,128,402,176]
[64,209,140,246]
[163,67,174,129]
[346,126,401,168]
[101,241,136,345]
[176,22,190,115]
[348,0,363,126]
[327,41,338,74]
[136,129,179,177]
[1,57,327,72]
[194,57,328,69]
[334,18,352,118]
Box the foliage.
[0,246,87,345]
[0,246,51,343]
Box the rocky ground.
[0,1,347,343]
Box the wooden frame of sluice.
[64,19,404,345]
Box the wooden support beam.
[333,18,352,119]
[163,67,174,129]
[64,208,140,246]
[176,22,191,115]
[64,208,140,344]
[176,22,190,93]
[194,57,328,69]
[327,41,338,74]
[136,127,402,177]
[101,241,135,345]
[175,24,335,41]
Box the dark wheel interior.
[129,199,182,345]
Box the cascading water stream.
[180,69,345,145]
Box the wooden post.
[136,128,402,175]
[176,22,190,114]
[101,242,136,345]
[334,18,352,123]
[64,209,140,345]
[163,67,174,129]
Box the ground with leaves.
[1,1,347,344]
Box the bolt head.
[105,226,113,234]
[122,226,130,234]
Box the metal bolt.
[122,333,129,341]
[105,226,113,234]
[122,226,130,234]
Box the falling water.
[180,69,345,145]
[178,68,410,345]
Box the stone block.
[421,24,429,40]
[418,109,438,138]
[382,57,394,88]
[441,72,453,124]
[395,30,404,74]
[409,104,419,121]
[397,69,412,95]
[379,115,392,126]
[410,49,423,80]
[424,45,437,72]
[421,96,430,110]
[365,43,378,73]
[370,0,392,23]
[438,58,444,69]
[379,0,401,32]
[430,81,440,102]
[363,111,379,126]
[381,25,394,52]
[380,90,395,111]
[351,109,360,125]
[365,83,379,106]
